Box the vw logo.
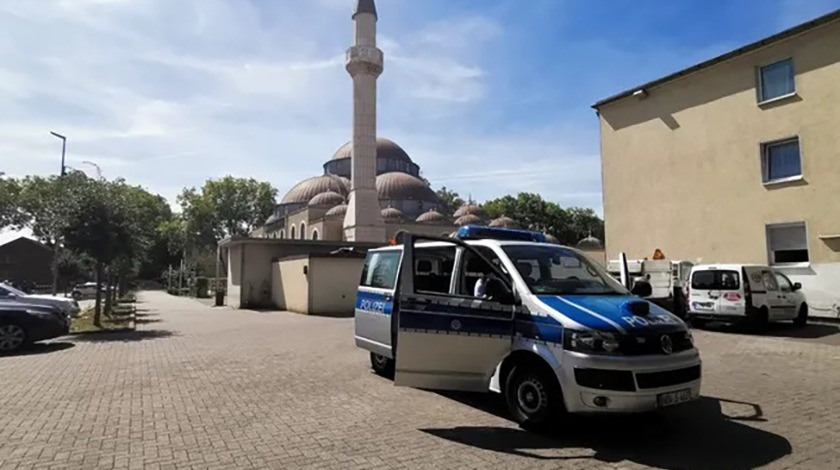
[660,335,673,354]
[451,319,462,331]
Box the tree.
[482,192,604,245]
[15,171,92,294]
[435,186,464,217]
[0,174,23,229]
[62,178,136,325]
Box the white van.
[355,227,702,431]
[686,264,808,328]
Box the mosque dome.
[577,234,603,249]
[545,234,561,244]
[375,172,438,202]
[325,204,348,217]
[489,216,519,228]
[265,214,281,225]
[330,137,413,163]
[281,175,350,204]
[416,209,447,224]
[381,206,405,222]
[453,204,487,219]
[308,191,345,207]
[454,214,484,226]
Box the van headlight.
[563,329,622,354]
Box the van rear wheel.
[504,365,564,433]
[370,352,394,379]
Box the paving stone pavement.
[1,290,839,470]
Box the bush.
[195,277,209,298]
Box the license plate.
[692,301,714,310]
[657,388,693,408]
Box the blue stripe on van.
[355,290,394,316]
[400,308,512,336]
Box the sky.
[2,0,839,244]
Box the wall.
[597,19,840,315]
[579,248,606,267]
[226,245,243,308]
[387,222,457,240]
[309,257,365,315]
[272,258,310,313]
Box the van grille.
[620,332,693,355]
[574,368,636,392]
[636,365,701,389]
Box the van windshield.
[501,245,630,296]
[691,270,740,290]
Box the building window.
[280,230,285,239]
[300,222,306,239]
[758,58,795,102]
[766,222,809,265]
[761,138,801,183]
[290,226,296,239]
[311,229,319,241]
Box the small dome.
[545,234,561,244]
[325,204,347,217]
[331,137,413,163]
[265,214,281,225]
[416,209,446,224]
[454,214,484,226]
[376,172,438,202]
[577,234,602,249]
[381,206,405,222]
[309,191,344,207]
[281,175,350,204]
[453,204,487,218]
[489,216,519,228]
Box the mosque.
[250,137,526,242]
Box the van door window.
[774,272,792,292]
[459,246,510,297]
[360,251,401,290]
[691,270,740,290]
[414,246,456,294]
[761,271,780,291]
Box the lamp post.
[81,160,102,179]
[50,131,67,176]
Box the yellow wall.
[309,257,365,315]
[598,19,840,265]
[272,258,310,313]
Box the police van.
[354,226,701,430]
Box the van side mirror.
[631,279,653,298]
[792,282,802,291]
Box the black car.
[0,303,71,353]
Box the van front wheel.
[504,365,563,433]
[793,304,808,327]
[370,352,394,379]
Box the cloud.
[0,0,608,221]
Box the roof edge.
[592,8,840,110]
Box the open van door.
[394,233,517,392]
[619,252,630,289]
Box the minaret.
[343,0,386,243]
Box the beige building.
[594,9,840,316]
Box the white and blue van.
[354,226,701,430]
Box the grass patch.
[70,307,135,334]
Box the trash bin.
[214,289,225,307]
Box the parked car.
[70,282,105,300]
[0,303,71,353]
[687,264,807,328]
[0,282,81,318]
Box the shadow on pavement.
[423,396,791,470]
[1,342,76,357]
[703,321,840,339]
[135,317,162,325]
[70,329,175,343]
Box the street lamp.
[50,131,67,176]
[82,160,102,179]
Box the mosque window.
[300,222,306,239]
[312,230,319,241]
[290,226,296,239]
